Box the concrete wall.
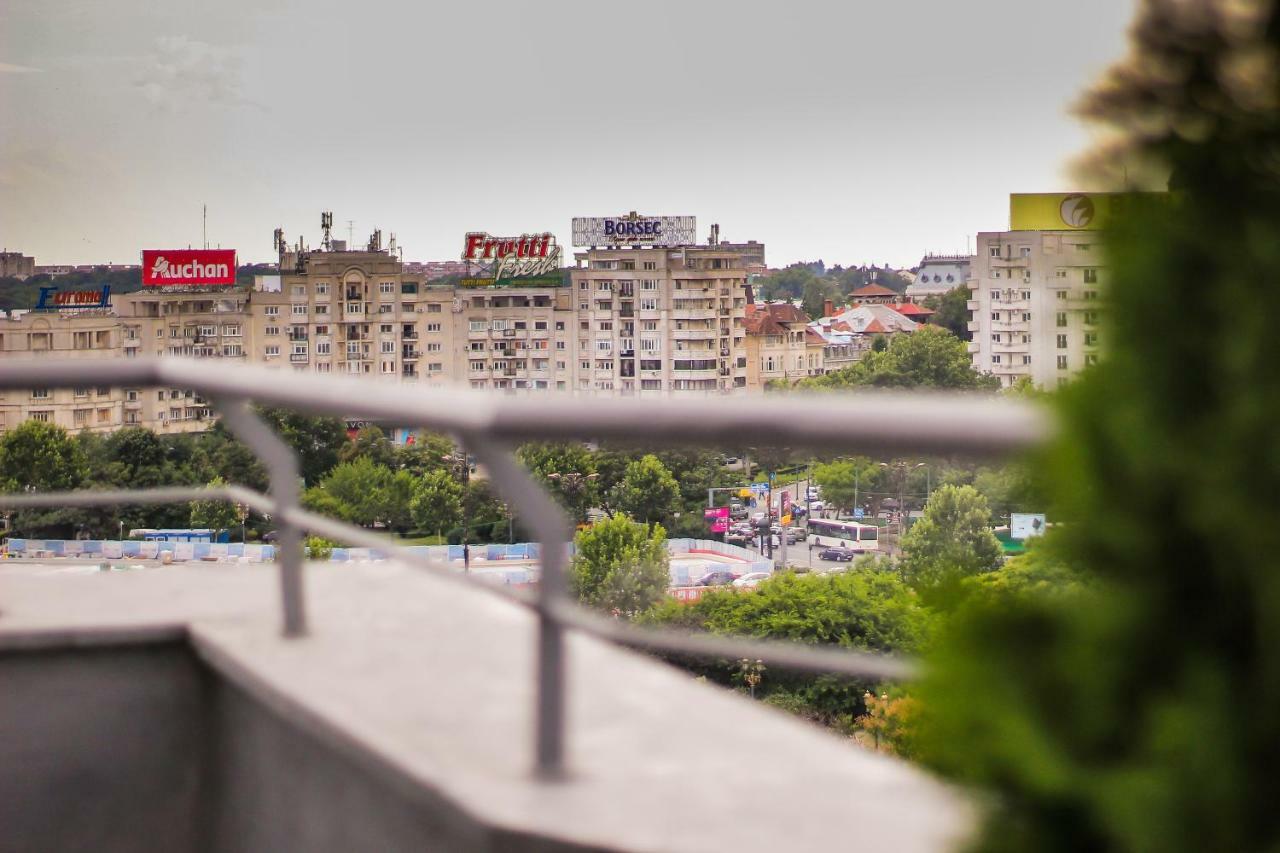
[0,641,597,853]
[0,643,212,853]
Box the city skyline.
[2,0,1135,269]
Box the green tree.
[518,441,598,521]
[395,432,455,477]
[925,286,971,340]
[642,566,932,723]
[0,419,88,492]
[811,458,881,515]
[303,456,393,527]
[800,326,999,391]
[611,454,680,527]
[801,278,839,320]
[899,484,1001,597]
[570,514,670,616]
[338,425,396,469]
[410,468,464,536]
[256,407,348,486]
[188,476,239,537]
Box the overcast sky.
[1,0,1136,269]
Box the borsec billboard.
[572,214,696,247]
[142,249,237,287]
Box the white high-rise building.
[967,193,1116,388]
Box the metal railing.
[0,356,1050,779]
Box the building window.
[1056,290,1068,300]
[989,246,1001,257]
[1057,334,1068,349]
[381,340,395,354]
[1056,355,1068,370]
[316,283,329,295]
[265,326,280,336]
[1085,354,1099,366]
[1084,332,1098,347]
[426,323,441,332]
[1083,268,1098,283]
[640,298,658,311]
[992,355,1002,364]
[1056,312,1067,327]
[1084,290,1098,300]
[265,345,280,357]
[315,304,329,315]
[380,282,395,295]
[316,342,331,355]
[265,306,280,316]
[29,410,52,423]
[1022,355,1031,365]
[74,387,88,398]
[31,388,49,399]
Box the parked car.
[696,570,742,586]
[818,545,859,562]
[732,572,772,589]
[806,486,821,500]
[729,502,748,520]
[809,500,826,513]
[724,532,749,545]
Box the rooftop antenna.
[321,211,334,251]
[347,220,355,246]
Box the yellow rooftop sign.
[1009,193,1118,231]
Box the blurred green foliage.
[913,2,1280,849]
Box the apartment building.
[0,309,127,433]
[1,251,36,279]
[0,221,760,435]
[568,246,749,395]
[966,193,1115,387]
[743,303,823,390]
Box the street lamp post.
[546,471,598,525]
[444,453,472,573]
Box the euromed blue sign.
[34,285,111,311]
[572,214,696,247]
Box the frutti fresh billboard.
[141,249,237,287]
[459,232,563,287]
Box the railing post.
[215,398,307,638]
[467,438,573,779]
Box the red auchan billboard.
[141,249,237,287]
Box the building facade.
[1,251,36,279]
[567,245,750,395]
[906,254,971,300]
[1,226,758,435]
[967,228,1103,387]
[743,303,822,390]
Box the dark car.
[696,570,742,586]
[818,546,859,562]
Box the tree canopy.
[899,484,1002,598]
[799,326,999,391]
[571,514,670,616]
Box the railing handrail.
[0,356,1050,779]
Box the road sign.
[853,508,865,519]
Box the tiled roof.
[849,283,899,298]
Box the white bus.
[806,519,880,551]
